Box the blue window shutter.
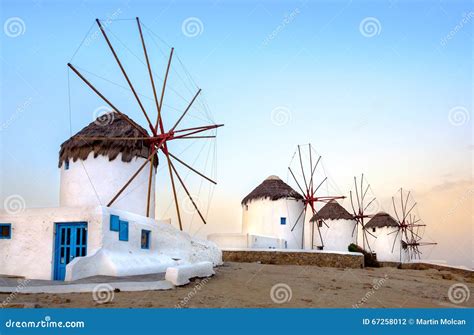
[119,220,129,241]
[110,215,120,231]
[280,217,287,225]
[0,223,11,239]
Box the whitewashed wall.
[59,152,156,218]
[241,198,305,249]
[312,219,357,252]
[0,206,103,280]
[366,226,408,262]
[0,206,222,281]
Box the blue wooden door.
[53,222,87,280]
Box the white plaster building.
[309,200,357,252]
[209,175,305,249]
[0,113,221,281]
[365,212,407,263]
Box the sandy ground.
[1,262,473,308]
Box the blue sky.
[1,1,472,265]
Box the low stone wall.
[399,263,473,278]
[222,250,364,268]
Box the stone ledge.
[222,250,364,268]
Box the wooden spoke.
[290,206,306,232]
[169,160,207,225]
[313,177,328,195]
[297,145,309,194]
[174,135,216,139]
[391,229,400,253]
[172,126,222,139]
[354,177,361,211]
[169,89,202,133]
[96,19,154,133]
[68,63,148,137]
[392,196,401,223]
[136,17,162,135]
[288,167,306,197]
[168,152,216,184]
[308,156,321,196]
[163,144,183,231]
[155,47,174,132]
[173,124,224,134]
[108,147,158,206]
[363,197,376,212]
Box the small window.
[280,217,286,225]
[317,246,324,250]
[318,220,323,228]
[141,230,151,249]
[119,220,129,241]
[110,215,120,232]
[65,161,70,170]
[245,205,248,211]
[372,228,376,233]
[0,224,11,239]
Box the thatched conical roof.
[58,112,158,168]
[241,175,303,205]
[310,200,353,221]
[365,212,399,228]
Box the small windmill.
[349,174,378,252]
[389,188,437,260]
[287,144,345,249]
[67,18,222,231]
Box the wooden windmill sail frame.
[349,174,378,252]
[68,17,223,230]
[288,144,345,249]
[389,188,437,261]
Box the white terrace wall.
[67,207,222,281]
[59,152,156,218]
[0,206,103,280]
[312,219,357,252]
[241,198,305,249]
[0,206,221,281]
